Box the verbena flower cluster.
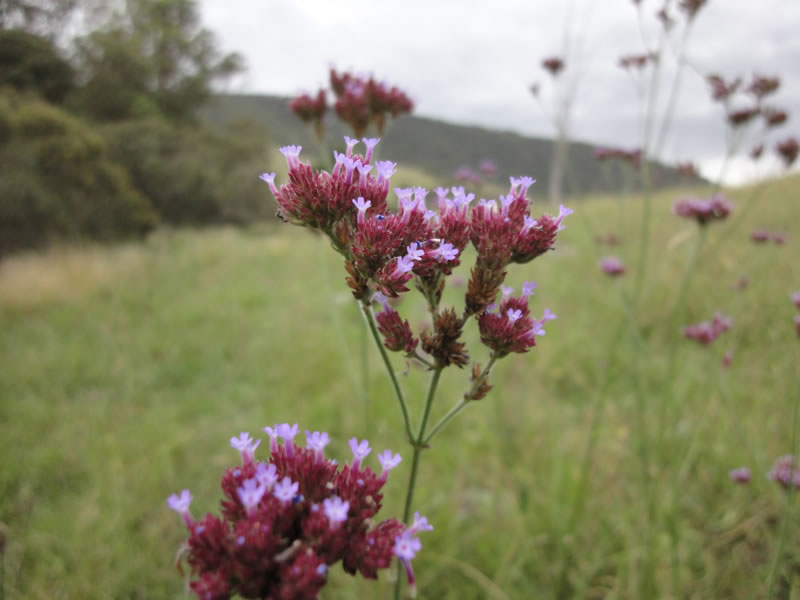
[599,256,626,277]
[592,146,642,167]
[329,68,414,137]
[261,138,568,368]
[673,194,732,226]
[683,311,732,345]
[288,91,327,139]
[768,455,800,489]
[168,427,431,599]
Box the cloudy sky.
[199,0,800,184]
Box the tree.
[74,0,243,121]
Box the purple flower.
[375,160,397,186]
[791,290,800,309]
[520,215,537,234]
[273,476,299,504]
[522,281,537,296]
[322,496,350,528]
[599,256,626,277]
[258,172,278,196]
[407,512,434,535]
[279,145,302,169]
[349,437,371,468]
[377,450,402,475]
[406,242,424,262]
[394,532,422,561]
[500,285,513,297]
[167,489,194,527]
[519,176,536,194]
[362,137,380,162]
[344,136,359,156]
[434,242,459,262]
[556,204,573,230]
[392,255,416,277]
[255,462,278,489]
[729,467,751,484]
[507,308,523,323]
[372,291,390,309]
[238,478,267,516]
[352,197,371,225]
[230,432,260,465]
[277,423,299,443]
[305,430,330,452]
[541,308,557,322]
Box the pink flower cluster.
[477,283,555,358]
[768,455,800,489]
[261,138,568,366]
[289,90,327,139]
[329,68,413,137]
[673,194,732,226]
[593,146,642,167]
[168,427,430,599]
[599,256,626,277]
[751,230,787,245]
[683,312,732,345]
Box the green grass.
[1,175,799,599]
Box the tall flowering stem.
[360,302,414,443]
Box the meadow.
[1,173,799,599]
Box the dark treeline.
[0,0,274,255]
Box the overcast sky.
[199,0,800,184]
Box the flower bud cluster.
[673,194,732,226]
[776,137,799,168]
[683,312,732,345]
[168,427,430,599]
[477,283,554,358]
[329,68,413,137]
[593,146,642,167]
[599,256,626,277]
[261,138,567,363]
[289,91,327,139]
[768,455,800,489]
[541,57,565,76]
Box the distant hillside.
[200,94,700,196]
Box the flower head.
[322,496,350,529]
[600,256,626,277]
[729,467,751,484]
[522,281,537,296]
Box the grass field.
[1,174,799,599]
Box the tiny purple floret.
[522,281,537,296]
[238,478,267,516]
[377,450,402,474]
[507,308,523,323]
[322,496,350,528]
[273,476,299,504]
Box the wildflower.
[322,496,349,529]
[729,467,751,484]
[255,462,278,489]
[773,232,787,245]
[776,137,799,167]
[751,230,770,243]
[747,74,780,100]
[791,291,800,309]
[707,74,741,103]
[542,56,565,76]
[279,145,303,169]
[683,312,732,345]
[795,315,800,339]
[349,438,371,468]
[289,90,327,139]
[363,137,380,163]
[167,489,194,528]
[377,450,402,477]
[306,431,330,461]
[522,281,537,296]
[394,531,423,593]
[230,432,260,465]
[721,350,733,369]
[600,256,626,277]
[375,305,418,355]
[273,476,299,504]
[238,478,267,516]
[727,107,760,128]
[674,194,732,226]
[762,107,788,128]
[750,144,764,160]
[769,455,800,489]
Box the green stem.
[767,390,800,598]
[423,356,498,445]
[359,301,414,443]
[394,368,443,600]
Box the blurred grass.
[1,174,799,599]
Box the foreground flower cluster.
[168,427,430,599]
[261,138,567,368]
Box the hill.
[200,93,700,195]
